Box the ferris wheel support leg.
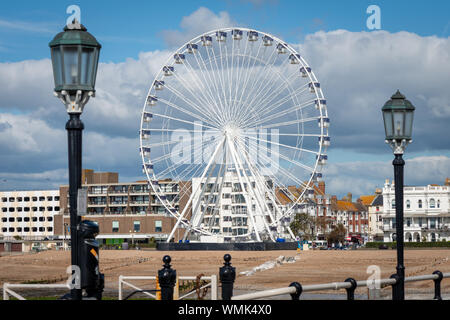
[182,161,218,241]
[226,137,262,242]
[166,137,225,243]
[235,138,279,240]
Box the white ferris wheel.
[140,28,330,243]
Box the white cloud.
[323,155,450,197]
[1,8,450,197]
[161,7,239,48]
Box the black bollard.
[158,255,176,300]
[344,278,357,300]
[432,270,443,300]
[219,254,236,300]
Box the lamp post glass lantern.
[382,90,415,301]
[49,20,101,300]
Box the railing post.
[432,270,443,300]
[219,254,235,300]
[210,275,218,300]
[118,276,123,300]
[289,282,302,300]
[3,283,9,300]
[344,278,357,300]
[390,274,401,300]
[158,255,176,300]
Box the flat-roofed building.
[54,169,190,244]
[0,190,60,240]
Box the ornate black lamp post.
[49,20,101,300]
[382,90,415,300]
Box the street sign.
[77,188,87,216]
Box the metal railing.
[231,271,450,300]
[118,274,217,300]
[3,283,70,300]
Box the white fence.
[118,274,217,300]
[3,283,70,300]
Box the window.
[9,197,14,202]
[39,217,45,222]
[430,199,435,209]
[47,196,53,201]
[55,206,60,211]
[55,196,60,201]
[17,217,22,222]
[133,221,140,232]
[32,197,37,201]
[47,227,53,232]
[24,217,30,222]
[39,207,44,211]
[32,227,37,232]
[32,207,37,212]
[24,227,30,232]
[47,207,53,211]
[1,218,6,222]
[406,200,410,209]
[17,227,22,232]
[17,207,23,212]
[24,207,30,212]
[406,218,411,227]
[112,221,119,233]
[1,228,6,232]
[1,197,6,202]
[437,200,440,208]
[47,217,53,222]
[155,220,162,232]
[24,197,30,202]
[17,197,23,202]
[8,207,14,212]
[39,196,44,201]
[1,208,6,212]
[391,200,396,209]
[39,227,45,232]
[32,217,37,222]
[8,217,14,222]
[418,200,422,209]
[9,228,14,232]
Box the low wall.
[156,242,297,251]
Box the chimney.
[347,192,352,202]
[446,178,450,186]
[375,188,382,194]
[318,181,325,194]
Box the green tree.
[290,213,314,240]
[327,223,346,244]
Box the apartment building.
[382,179,450,242]
[330,193,369,243]
[0,190,60,240]
[53,169,190,244]
[359,190,384,242]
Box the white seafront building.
[0,190,60,240]
[382,179,450,242]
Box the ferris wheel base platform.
[156,242,297,251]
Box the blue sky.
[0,0,449,197]
[1,0,449,62]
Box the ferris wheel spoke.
[242,79,309,127]
[181,55,227,125]
[207,44,229,120]
[244,97,316,128]
[157,96,220,128]
[255,116,320,130]
[233,40,264,124]
[245,133,319,156]
[150,112,217,130]
[239,58,299,121]
[235,47,280,124]
[230,37,250,123]
[162,84,222,128]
